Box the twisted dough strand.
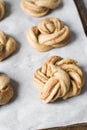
[27,18,71,52]
[33,56,84,103]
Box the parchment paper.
[0,0,87,130]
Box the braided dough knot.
[0,0,5,20]
[27,18,71,52]
[0,74,14,105]
[21,0,61,17]
[0,31,17,61]
[33,56,84,103]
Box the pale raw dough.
[21,0,61,17]
[27,17,71,52]
[33,56,84,103]
[0,0,6,20]
[0,74,14,105]
[0,31,17,61]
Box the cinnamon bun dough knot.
[0,74,14,105]
[27,18,71,52]
[33,56,84,103]
[0,31,17,61]
[21,0,61,17]
[0,0,6,20]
